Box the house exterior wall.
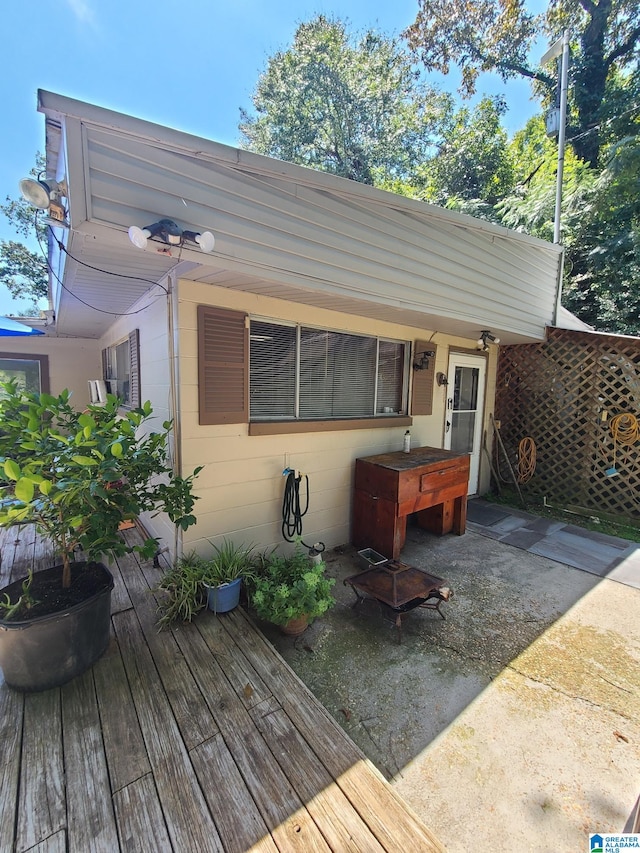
[178,280,497,556]
[0,336,101,406]
[98,286,177,554]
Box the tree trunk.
[571,0,612,167]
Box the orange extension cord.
[517,436,537,484]
[609,412,640,471]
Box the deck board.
[0,687,24,853]
[252,706,388,853]
[172,621,332,851]
[93,629,152,793]
[117,549,220,750]
[0,525,444,852]
[24,830,67,853]
[190,734,279,853]
[17,690,65,853]
[112,773,172,853]
[113,608,225,852]
[62,670,120,852]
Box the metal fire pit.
[344,559,452,643]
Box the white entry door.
[443,353,486,495]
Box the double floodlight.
[128,218,215,254]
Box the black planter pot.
[0,562,114,692]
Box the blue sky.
[1,0,545,315]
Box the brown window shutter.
[198,306,248,425]
[128,329,141,409]
[410,341,436,415]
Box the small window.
[249,320,409,421]
[102,330,140,409]
[0,353,49,396]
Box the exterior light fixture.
[19,176,69,226]
[182,229,216,253]
[19,177,68,209]
[436,371,448,386]
[413,348,436,371]
[128,218,215,253]
[477,330,500,351]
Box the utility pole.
[541,31,570,324]
[541,30,570,244]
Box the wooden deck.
[0,525,444,853]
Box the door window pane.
[453,366,479,411]
[451,412,476,453]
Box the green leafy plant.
[156,540,256,627]
[156,551,209,627]
[0,571,36,619]
[204,539,255,585]
[249,544,335,627]
[0,381,202,601]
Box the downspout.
[167,271,183,562]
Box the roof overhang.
[38,90,565,342]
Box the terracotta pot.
[280,614,309,636]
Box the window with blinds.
[102,329,140,409]
[250,320,408,421]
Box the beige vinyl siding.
[99,287,176,554]
[178,280,487,556]
[71,120,560,342]
[0,337,101,406]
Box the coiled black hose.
[281,470,324,553]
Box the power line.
[35,214,170,318]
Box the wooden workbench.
[352,446,470,559]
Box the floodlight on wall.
[128,218,215,253]
[183,229,216,253]
[413,348,435,371]
[19,176,69,226]
[477,330,500,351]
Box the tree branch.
[578,0,597,16]
[604,25,640,70]
[494,60,556,90]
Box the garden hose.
[517,437,537,484]
[608,413,640,474]
[281,470,325,554]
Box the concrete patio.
[261,506,640,852]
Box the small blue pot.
[205,577,242,614]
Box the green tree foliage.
[418,95,515,208]
[562,135,640,333]
[404,0,640,166]
[0,155,48,306]
[239,15,447,185]
[497,116,594,242]
[498,116,640,333]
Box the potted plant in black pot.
[0,381,201,691]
